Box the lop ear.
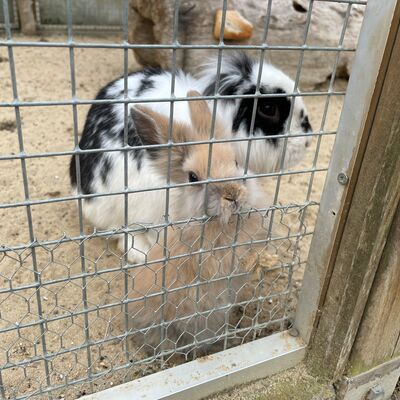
[130,105,170,145]
[187,90,212,135]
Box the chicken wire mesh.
[0,0,366,398]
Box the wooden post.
[346,205,400,376]
[305,1,400,381]
[333,205,400,399]
[16,0,37,35]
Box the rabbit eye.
[188,171,199,183]
[258,103,278,119]
[235,160,239,168]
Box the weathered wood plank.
[336,357,400,400]
[305,5,400,380]
[347,205,400,375]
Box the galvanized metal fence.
[0,0,370,398]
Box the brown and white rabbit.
[70,87,263,263]
[128,97,270,357]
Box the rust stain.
[197,354,214,363]
[217,364,231,372]
[280,331,304,352]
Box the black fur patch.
[301,115,312,132]
[143,66,164,76]
[69,68,170,195]
[136,67,164,96]
[229,51,253,82]
[70,76,145,195]
[203,73,241,101]
[100,156,111,184]
[136,78,154,96]
[232,86,291,145]
[203,52,254,101]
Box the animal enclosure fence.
[1,0,399,399]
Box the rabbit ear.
[131,105,189,177]
[130,105,170,145]
[187,90,212,135]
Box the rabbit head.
[199,52,313,173]
[130,90,255,224]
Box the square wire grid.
[0,0,366,398]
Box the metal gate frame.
[79,0,400,398]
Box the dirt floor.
[207,363,335,400]
[0,33,345,399]
[208,369,400,400]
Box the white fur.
[110,71,204,125]
[79,71,204,262]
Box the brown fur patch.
[129,211,267,353]
[183,143,237,182]
[187,90,225,139]
[134,104,237,186]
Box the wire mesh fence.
[0,0,367,398]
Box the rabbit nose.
[224,196,239,209]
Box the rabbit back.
[69,68,203,231]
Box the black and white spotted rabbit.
[70,52,311,263]
[197,51,313,173]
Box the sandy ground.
[208,363,335,400]
[208,366,400,400]
[0,33,345,399]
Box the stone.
[128,0,365,88]
[17,0,37,35]
[214,10,253,41]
